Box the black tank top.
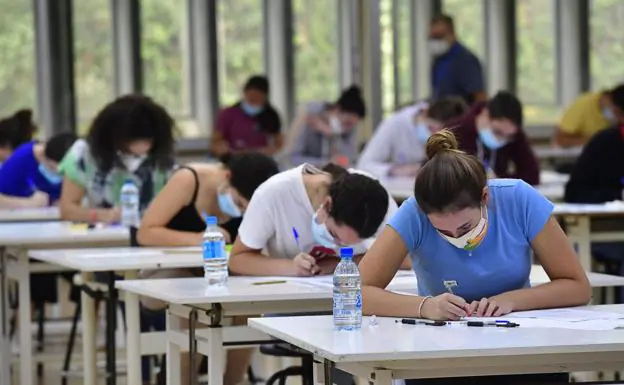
[166,166,206,233]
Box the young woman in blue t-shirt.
[359,129,590,384]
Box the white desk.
[27,246,202,385]
[0,207,60,223]
[553,202,624,271]
[249,304,624,384]
[116,266,624,385]
[0,222,129,385]
[534,145,583,161]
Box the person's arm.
[489,217,591,310]
[59,178,119,223]
[229,238,299,276]
[507,137,540,185]
[137,168,205,247]
[210,110,231,157]
[553,98,588,147]
[553,128,587,148]
[0,153,48,208]
[564,130,620,203]
[356,118,395,176]
[0,193,48,208]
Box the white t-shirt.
[357,103,427,178]
[238,164,398,259]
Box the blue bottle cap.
[124,178,134,184]
[340,247,354,258]
[204,215,218,226]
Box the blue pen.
[292,227,302,251]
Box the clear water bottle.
[202,216,228,286]
[120,179,140,227]
[333,247,362,331]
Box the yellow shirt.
[558,92,611,138]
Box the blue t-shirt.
[0,141,61,201]
[431,42,484,104]
[388,179,553,302]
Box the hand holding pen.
[291,227,320,276]
[420,292,469,321]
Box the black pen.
[396,319,447,326]
[466,321,519,328]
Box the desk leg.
[17,251,32,385]
[105,272,118,385]
[370,369,393,385]
[568,217,592,272]
[124,271,141,385]
[81,272,97,385]
[323,360,333,385]
[0,247,10,385]
[166,309,181,385]
[206,324,224,385]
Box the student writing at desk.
[357,96,467,177]
[449,91,540,185]
[58,95,177,224]
[0,132,77,208]
[137,152,278,385]
[359,129,590,384]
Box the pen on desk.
[396,319,447,326]
[252,280,287,286]
[466,321,519,328]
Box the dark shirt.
[564,127,624,203]
[450,103,540,186]
[216,104,281,152]
[432,42,484,105]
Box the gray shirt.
[289,102,357,167]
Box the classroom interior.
[1,0,624,385]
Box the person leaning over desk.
[358,129,590,385]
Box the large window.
[73,0,114,132]
[590,0,624,91]
[442,0,485,61]
[380,0,395,116]
[293,0,339,105]
[0,0,36,119]
[516,0,558,124]
[141,0,192,120]
[217,0,264,107]
[395,0,413,107]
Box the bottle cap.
[340,247,354,258]
[204,215,218,226]
[124,178,134,184]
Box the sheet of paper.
[498,308,624,322]
[82,249,163,258]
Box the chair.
[260,343,314,385]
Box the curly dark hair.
[87,94,176,172]
[0,109,37,149]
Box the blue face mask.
[217,192,242,218]
[602,107,617,123]
[478,128,508,151]
[38,163,62,184]
[311,210,336,248]
[241,101,264,117]
[414,122,432,144]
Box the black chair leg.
[36,302,45,378]
[302,356,314,385]
[61,302,81,385]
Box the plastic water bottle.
[333,247,362,331]
[120,179,140,227]
[202,216,228,286]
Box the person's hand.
[308,116,333,136]
[421,293,469,321]
[292,253,320,276]
[30,191,50,207]
[316,256,340,275]
[218,226,232,243]
[99,208,121,225]
[467,297,514,317]
[389,163,420,177]
[475,109,489,131]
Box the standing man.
[429,14,486,105]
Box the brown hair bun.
[425,128,461,160]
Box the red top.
[448,103,540,186]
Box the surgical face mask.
[311,209,336,248]
[120,154,147,173]
[602,107,617,123]
[478,128,508,151]
[438,206,488,251]
[329,116,343,135]
[428,39,450,56]
[217,191,242,218]
[241,101,264,117]
[38,163,62,184]
[414,122,432,144]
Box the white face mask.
[329,116,343,136]
[120,154,147,173]
[429,39,450,56]
[437,206,488,251]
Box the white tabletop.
[0,221,129,248]
[553,202,624,216]
[0,207,60,222]
[534,145,583,160]
[248,304,624,363]
[115,266,624,305]
[29,246,202,272]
